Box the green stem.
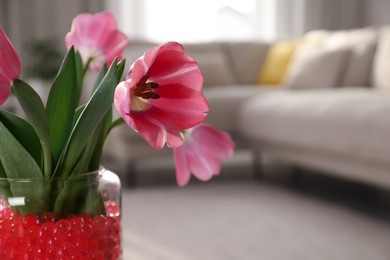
[108,117,125,135]
[11,86,52,178]
[83,58,93,78]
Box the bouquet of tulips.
[0,12,234,216]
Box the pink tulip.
[0,28,20,105]
[65,12,129,71]
[114,42,209,150]
[173,124,235,187]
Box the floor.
[120,156,390,260]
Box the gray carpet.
[121,171,390,260]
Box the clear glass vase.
[0,167,122,259]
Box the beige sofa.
[103,26,390,188]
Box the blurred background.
[1,0,390,259]
[1,0,389,77]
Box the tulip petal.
[191,124,235,159]
[116,41,207,149]
[131,109,184,149]
[0,82,11,105]
[186,144,214,181]
[157,68,204,91]
[0,28,20,81]
[173,147,191,187]
[171,124,235,186]
[65,12,129,71]
[0,28,20,105]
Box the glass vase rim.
[0,166,105,182]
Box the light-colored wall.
[362,0,390,26]
[276,0,363,39]
[0,0,104,73]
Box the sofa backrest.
[123,39,271,87]
[372,26,390,90]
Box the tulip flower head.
[0,27,20,105]
[114,42,209,150]
[65,12,129,71]
[173,124,235,187]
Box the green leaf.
[72,105,85,127]
[57,59,119,177]
[109,117,125,134]
[87,60,125,171]
[0,108,42,166]
[70,128,100,175]
[88,108,113,171]
[88,60,125,171]
[0,120,43,179]
[117,59,126,83]
[46,47,78,166]
[92,64,108,94]
[13,79,51,178]
[53,174,104,218]
[0,163,13,212]
[9,181,50,215]
[75,51,84,95]
[0,120,49,214]
[0,161,6,178]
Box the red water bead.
[12,247,28,260]
[5,236,19,248]
[61,241,77,255]
[89,251,106,260]
[26,244,43,257]
[70,216,84,229]
[26,224,42,242]
[52,230,67,247]
[37,236,54,249]
[56,219,71,233]
[93,215,107,228]
[79,223,94,239]
[41,222,57,237]
[66,228,81,243]
[104,201,121,219]
[15,236,31,250]
[23,214,39,228]
[40,212,56,222]
[0,207,13,220]
[0,199,12,218]
[9,215,24,236]
[0,246,14,259]
[45,245,63,258]
[0,219,11,235]
[0,211,121,259]
[80,212,92,222]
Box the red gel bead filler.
[0,200,122,259]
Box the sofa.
[101,26,390,189]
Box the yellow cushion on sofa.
[257,40,300,85]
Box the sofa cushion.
[184,42,238,87]
[239,88,390,166]
[194,52,237,87]
[372,26,390,90]
[256,39,300,85]
[224,41,270,85]
[285,46,350,89]
[203,85,269,134]
[338,28,377,86]
[304,28,378,87]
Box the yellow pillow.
[257,40,301,85]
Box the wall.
[362,0,390,26]
[276,0,363,39]
[0,0,104,74]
